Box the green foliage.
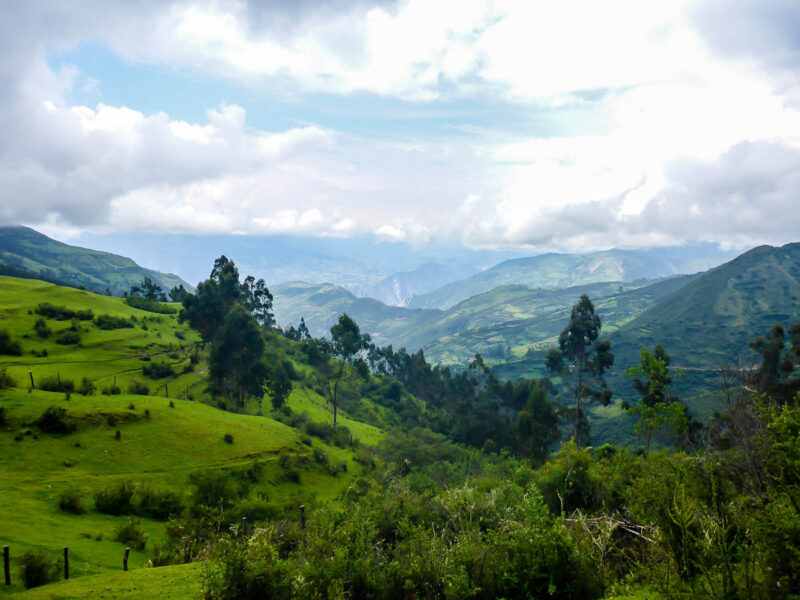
[35,302,94,321]
[58,487,86,514]
[33,317,52,338]
[114,516,149,550]
[142,361,176,379]
[0,328,23,355]
[138,486,184,521]
[94,481,136,515]
[625,346,688,452]
[124,295,177,314]
[77,376,96,395]
[94,313,135,330]
[18,549,60,589]
[223,433,234,444]
[38,375,75,393]
[127,380,150,395]
[34,405,77,433]
[55,329,82,345]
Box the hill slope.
[408,246,735,310]
[364,262,478,306]
[274,275,696,366]
[0,226,193,296]
[611,242,800,369]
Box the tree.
[625,345,687,453]
[266,364,292,412]
[545,294,613,446]
[326,314,370,427]
[128,277,167,302]
[169,285,188,302]
[750,323,800,403]
[298,317,310,340]
[241,276,275,328]
[209,304,268,410]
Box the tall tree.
[546,294,613,446]
[266,363,292,412]
[750,323,800,403]
[209,304,268,410]
[241,275,275,328]
[326,313,370,427]
[625,345,687,453]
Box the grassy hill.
[274,276,695,367]
[408,247,733,310]
[611,242,800,370]
[0,226,192,296]
[0,276,385,597]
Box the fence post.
[164,384,168,398]
[123,548,130,571]
[29,372,34,389]
[64,547,69,580]
[300,505,306,530]
[3,545,9,586]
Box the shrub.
[142,361,175,379]
[35,303,93,321]
[139,487,184,521]
[94,314,134,330]
[114,516,149,550]
[55,330,81,345]
[33,318,52,339]
[18,550,59,589]
[313,448,329,465]
[0,371,17,389]
[189,470,246,509]
[58,487,85,514]
[128,381,150,395]
[34,406,77,434]
[124,296,176,314]
[224,433,234,444]
[102,384,122,395]
[94,481,136,515]
[77,377,96,395]
[38,375,75,393]
[0,329,23,356]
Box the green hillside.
[0,277,384,596]
[611,242,800,370]
[0,226,192,296]
[274,276,695,367]
[407,247,734,310]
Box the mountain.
[364,262,479,306]
[72,231,525,294]
[408,246,738,310]
[0,225,192,296]
[611,242,800,370]
[273,275,696,366]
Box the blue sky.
[3,0,800,251]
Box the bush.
[128,381,150,395]
[77,377,96,396]
[33,318,52,339]
[114,516,149,550]
[224,433,234,444]
[102,384,121,395]
[94,481,136,515]
[94,314,134,330]
[142,361,175,379]
[0,329,23,356]
[189,470,246,509]
[55,330,81,345]
[0,371,17,389]
[18,550,60,589]
[38,375,75,393]
[138,487,184,521]
[124,296,176,314]
[34,406,77,434]
[58,487,85,514]
[35,303,93,321]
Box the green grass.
[0,276,386,597]
[8,563,203,599]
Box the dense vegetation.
[1,242,799,599]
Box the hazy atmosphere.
[3,0,800,252]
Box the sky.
[2,0,800,252]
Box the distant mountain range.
[0,226,193,296]
[366,262,479,306]
[408,246,738,310]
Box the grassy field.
[0,277,385,597]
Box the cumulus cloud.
[2,0,800,250]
